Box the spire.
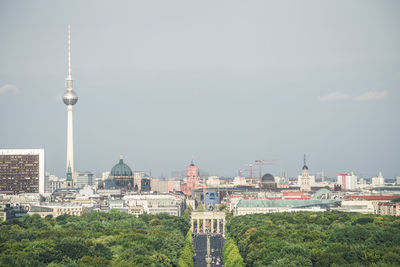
[302,154,308,170]
[119,154,123,163]
[67,24,72,80]
[66,161,72,181]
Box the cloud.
[0,84,20,95]
[355,90,388,101]
[318,91,351,102]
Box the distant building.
[0,203,27,221]
[28,203,89,217]
[205,190,218,206]
[372,172,385,187]
[207,176,221,186]
[375,202,400,216]
[101,171,110,181]
[234,199,339,215]
[45,173,64,193]
[260,173,276,190]
[0,149,45,194]
[107,155,134,191]
[124,194,184,216]
[152,180,170,193]
[337,173,357,190]
[75,171,94,188]
[300,155,311,192]
[180,160,200,195]
[397,177,400,185]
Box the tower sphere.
[63,90,78,105]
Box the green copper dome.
[110,155,133,177]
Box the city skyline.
[1,1,399,178]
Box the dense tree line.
[0,210,190,266]
[222,237,244,267]
[178,230,194,267]
[227,212,400,266]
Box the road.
[193,234,225,267]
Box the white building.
[28,203,89,217]
[124,194,184,216]
[371,172,385,187]
[207,176,221,186]
[337,173,358,190]
[232,176,247,186]
[0,149,45,194]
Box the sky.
[0,0,399,179]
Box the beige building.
[28,204,88,218]
[124,194,184,216]
[375,202,400,216]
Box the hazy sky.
[1,0,399,179]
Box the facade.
[205,190,218,206]
[337,173,358,190]
[28,203,88,217]
[234,199,340,215]
[0,149,45,194]
[152,180,170,193]
[332,200,376,214]
[375,202,400,216]
[0,203,27,221]
[75,171,94,188]
[124,194,184,216]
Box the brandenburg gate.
[191,211,226,235]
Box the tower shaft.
[67,105,74,174]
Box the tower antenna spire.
[68,24,72,80]
[304,154,306,166]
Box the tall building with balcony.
[0,149,45,194]
[337,173,358,190]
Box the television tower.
[62,25,78,175]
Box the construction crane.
[244,163,254,185]
[255,160,275,184]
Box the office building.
[0,149,45,194]
[337,173,358,190]
[75,171,94,188]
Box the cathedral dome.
[110,155,133,177]
[261,173,275,182]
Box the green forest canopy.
[227,212,400,267]
[0,210,190,267]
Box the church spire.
[66,161,73,181]
[302,154,308,170]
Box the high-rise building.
[0,149,45,194]
[337,173,357,190]
[300,155,311,192]
[62,25,78,176]
[371,172,385,187]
